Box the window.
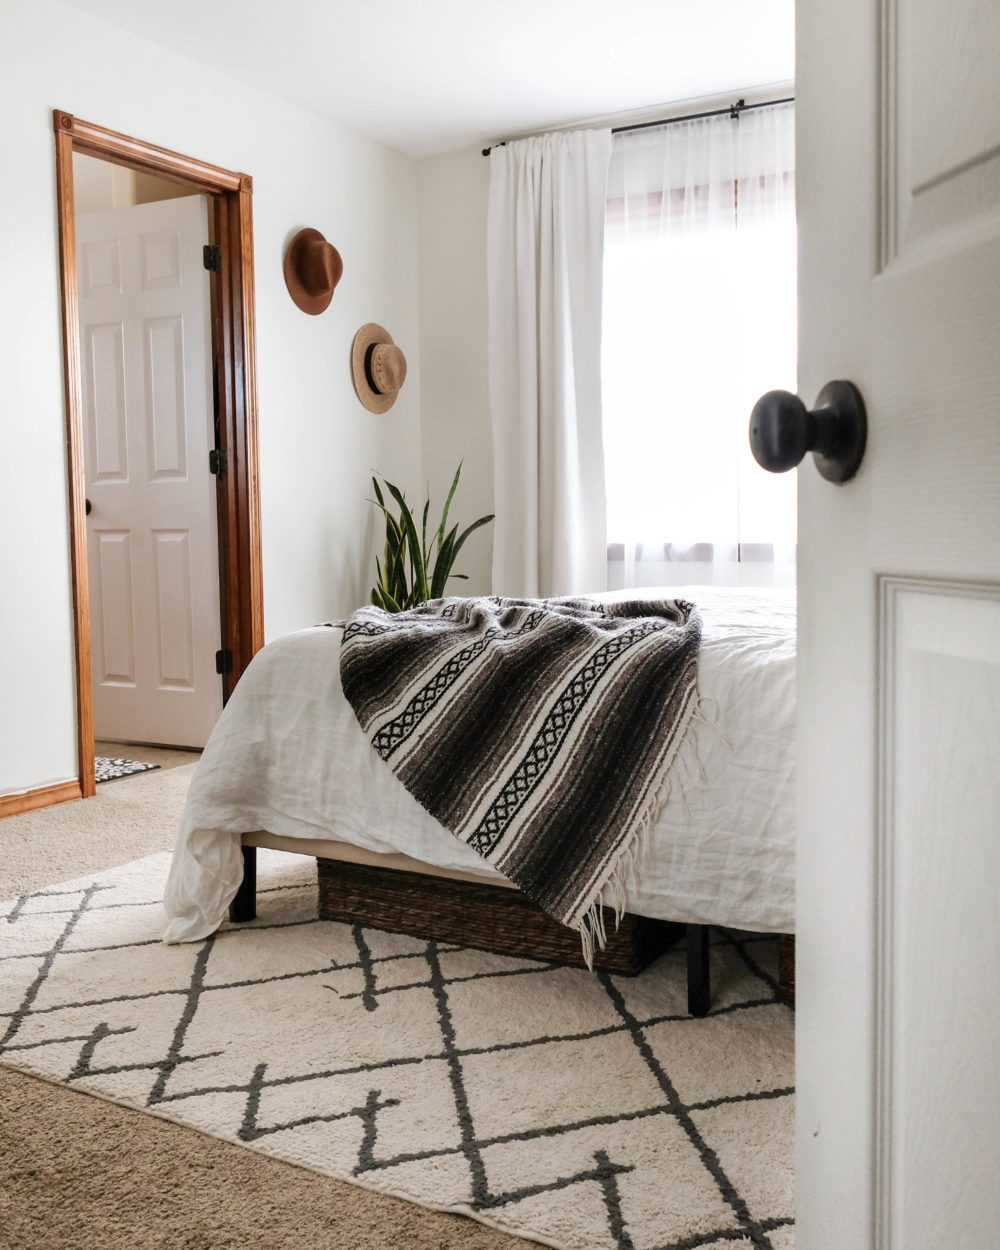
[601,102,797,588]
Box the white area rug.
[0,850,794,1250]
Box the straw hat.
[351,323,407,413]
[283,227,343,314]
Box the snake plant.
[369,463,494,612]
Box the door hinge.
[209,448,228,477]
[203,244,222,272]
[215,649,233,675]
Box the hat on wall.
[283,227,343,314]
[351,322,407,413]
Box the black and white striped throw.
[340,597,701,957]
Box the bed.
[163,586,795,1012]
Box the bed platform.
[229,842,795,1015]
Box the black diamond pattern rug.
[94,757,161,784]
[0,850,794,1249]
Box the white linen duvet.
[163,587,795,942]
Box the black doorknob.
[749,380,867,483]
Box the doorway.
[75,154,222,752]
[54,111,264,798]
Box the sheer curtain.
[602,102,796,589]
[487,129,612,598]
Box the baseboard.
[0,779,83,819]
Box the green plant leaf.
[392,558,409,606]
[435,461,463,553]
[450,513,495,563]
[385,479,428,601]
[430,522,460,598]
[384,513,404,552]
[372,583,398,612]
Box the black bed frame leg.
[229,845,257,923]
[686,924,710,1017]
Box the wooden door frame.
[53,110,263,800]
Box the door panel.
[144,315,188,478]
[153,529,196,689]
[886,0,1000,262]
[797,0,1000,1246]
[139,229,182,290]
[878,579,1000,1249]
[85,321,127,479]
[79,235,121,297]
[95,530,135,685]
[78,195,222,749]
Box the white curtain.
[487,129,613,598]
[602,102,796,589]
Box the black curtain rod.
[481,95,794,156]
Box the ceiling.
[62,0,794,158]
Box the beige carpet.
[0,762,197,897]
[0,763,524,1250]
[0,766,794,1249]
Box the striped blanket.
[339,596,701,956]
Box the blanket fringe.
[693,695,730,748]
[575,689,710,969]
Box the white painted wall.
[72,151,192,212]
[0,0,421,795]
[417,149,494,595]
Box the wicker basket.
[316,857,682,976]
[778,934,795,1006]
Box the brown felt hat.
[283,227,343,314]
[351,322,407,413]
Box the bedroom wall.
[417,149,494,595]
[0,0,421,796]
[72,152,191,212]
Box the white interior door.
[77,194,223,750]
[796,1,1000,1246]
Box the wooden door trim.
[52,110,263,803]
[54,111,249,194]
[0,780,84,820]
